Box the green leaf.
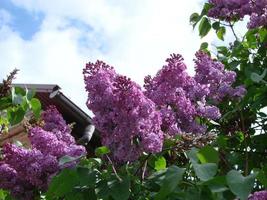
[217,26,226,40]
[217,46,229,55]
[197,146,219,164]
[96,180,110,199]
[228,60,239,70]
[226,170,257,200]
[110,176,130,200]
[190,13,200,23]
[190,13,200,28]
[65,192,84,200]
[193,163,218,181]
[198,17,211,38]
[203,176,228,193]
[82,188,97,200]
[216,135,228,148]
[95,146,110,157]
[0,189,7,199]
[186,148,199,163]
[46,168,79,199]
[257,166,267,188]
[11,87,23,105]
[0,97,12,110]
[77,167,97,187]
[154,156,166,171]
[26,88,36,101]
[212,21,220,30]
[251,72,263,83]
[200,3,213,16]
[259,28,267,42]
[155,165,185,200]
[14,87,26,96]
[200,42,208,50]
[80,158,102,168]
[250,69,267,83]
[7,107,25,125]
[30,98,41,118]
[58,155,84,166]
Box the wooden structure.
[0,84,99,151]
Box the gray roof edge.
[12,83,92,124]
[12,83,60,93]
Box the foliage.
[0,70,42,133]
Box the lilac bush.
[84,51,245,161]
[0,106,86,200]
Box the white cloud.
[0,0,213,113]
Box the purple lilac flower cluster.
[30,106,85,159]
[248,190,267,200]
[84,61,163,162]
[248,0,267,28]
[208,0,251,20]
[84,52,244,162]
[208,0,267,29]
[144,51,244,136]
[0,106,86,200]
[194,51,246,102]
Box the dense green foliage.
[0,70,41,133]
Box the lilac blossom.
[0,163,35,200]
[84,52,245,161]
[2,143,59,189]
[0,106,86,199]
[42,105,75,145]
[145,53,215,135]
[208,0,267,28]
[248,0,267,29]
[29,127,84,158]
[145,51,244,136]
[194,51,246,102]
[84,61,163,162]
[248,190,267,200]
[208,0,251,20]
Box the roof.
[1,84,100,153]
[15,84,91,122]
[12,84,92,138]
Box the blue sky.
[0,0,215,113]
[0,0,44,40]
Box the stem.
[134,153,151,176]
[105,155,122,182]
[240,110,249,176]
[229,22,239,41]
[141,160,148,182]
[210,18,231,27]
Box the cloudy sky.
[0,0,217,113]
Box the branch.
[105,155,122,182]
[141,160,148,183]
[229,22,239,41]
[134,153,151,176]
